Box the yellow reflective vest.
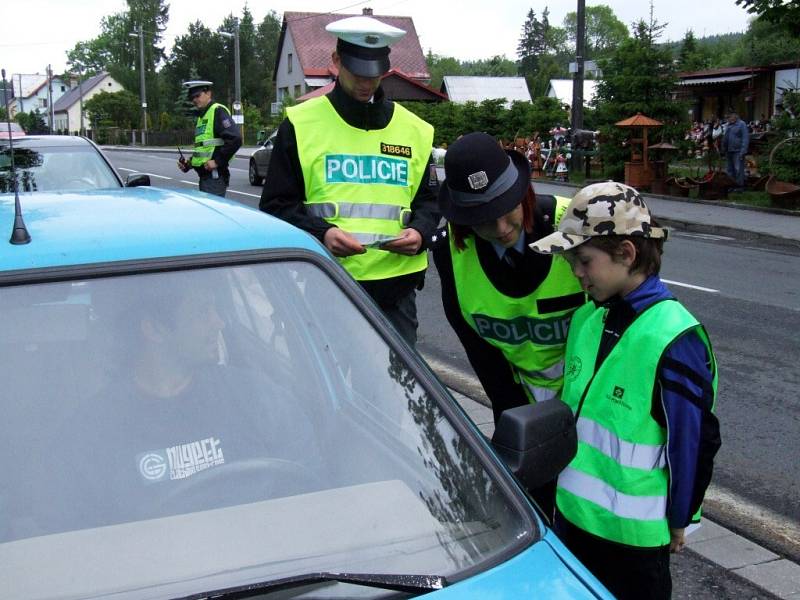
[557,299,718,547]
[450,196,586,402]
[191,102,229,167]
[288,96,434,281]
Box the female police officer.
[433,132,586,423]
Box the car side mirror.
[125,173,151,187]
[491,401,577,490]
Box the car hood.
[432,529,611,599]
[0,186,325,271]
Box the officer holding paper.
[259,15,439,346]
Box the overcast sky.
[4,0,754,76]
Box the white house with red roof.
[273,8,430,111]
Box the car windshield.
[0,143,121,192]
[1,259,533,600]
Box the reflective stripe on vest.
[289,96,434,281]
[576,416,667,470]
[449,196,586,402]
[557,299,717,547]
[559,467,667,521]
[192,103,229,166]
[306,202,412,226]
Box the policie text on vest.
[326,154,409,186]
[473,313,572,345]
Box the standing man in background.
[259,16,439,347]
[721,108,750,192]
[178,80,242,198]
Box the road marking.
[117,167,172,180]
[228,189,261,199]
[662,279,719,293]
[674,232,736,242]
[180,180,198,186]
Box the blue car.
[0,184,612,599]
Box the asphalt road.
[106,150,800,566]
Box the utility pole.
[570,0,586,173]
[47,64,54,134]
[129,25,148,145]
[220,20,243,135]
[77,64,85,136]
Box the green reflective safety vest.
[288,96,433,281]
[450,196,586,402]
[191,103,229,167]
[557,299,718,547]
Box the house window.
[288,53,293,74]
[61,86,66,92]
[108,82,112,87]
[294,85,302,97]
[40,98,48,108]
[279,87,289,101]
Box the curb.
[540,178,800,218]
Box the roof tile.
[284,12,429,80]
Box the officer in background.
[178,80,242,197]
[259,16,439,347]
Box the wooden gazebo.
[616,113,663,190]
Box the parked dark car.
[0,135,150,192]
[249,130,276,186]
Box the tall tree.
[563,4,629,62]
[254,10,282,110]
[736,0,800,35]
[724,17,800,66]
[517,6,568,98]
[677,30,709,72]
[593,15,686,179]
[517,9,539,78]
[66,0,169,120]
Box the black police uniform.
[259,81,440,343]
[194,103,242,197]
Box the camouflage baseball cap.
[529,181,668,254]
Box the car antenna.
[2,68,31,245]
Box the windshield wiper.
[178,571,447,599]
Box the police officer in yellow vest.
[178,80,242,197]
[433,133,586,519]
[259,16,439,346]
[434,133,586,424]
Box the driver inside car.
[26,272,321,537]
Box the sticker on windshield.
[137,437,225,484]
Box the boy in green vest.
[530,181,721,599]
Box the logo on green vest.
[472,313,571,346]
[613,386,625,399]
[326,154,408,186]
[566,356,582,380]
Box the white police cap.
[182,80,213,89]
[325,16,406,49]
